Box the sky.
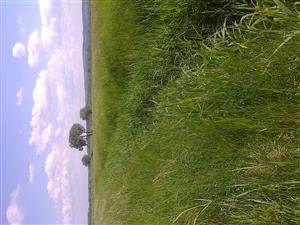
[1,0,89,224]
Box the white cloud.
[6,185,24,225]
[16,88,23,105]
[47,49,66,83]
[17,17,23,25]
[38,0,58,50]
[62,198,72,224]
[17,17,24,33]
[40,124,53,149]
[29,70,54,155]
[41,18,58,50]
[27,1,88,223]
[27,30,41,67]
[12,42,26,57]
[45,145,72,224]
[29,163,35,184]
[28,71,48,141]
[39,0,52,22]
[56,84,66,105]
[54,127,62,137]
[28,48,69,154]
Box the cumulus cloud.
[28,49,69,154]
[16,88,23,105]
[54,127,62,137]
[27,30,41,67]
[29,123,53,155]
[12,42,26,57]
[41,18,58,50]
[45,145,72,224]
[56,83,69,125]
[28,70,54,155]
[29,163,35,184]
[6,185,24,225]
[40,124,53,148]
[27,1,87,223]
[56,84,66,104]
[39,0,52,22]
[47,49,66,83]
[38,0,58,50]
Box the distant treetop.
[80,105,92,120]
[81,154,90,167]
[68,123,86,150]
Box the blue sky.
[1,1,88,224]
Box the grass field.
[90,0,300,224]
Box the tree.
[68,123,87,150]
[80,106,92,120]
[81,155,90,167]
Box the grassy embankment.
[91,0,300,224]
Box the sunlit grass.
[91,0,300,224]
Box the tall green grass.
[91,0,300,224]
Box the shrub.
[81,154,90,167]
[80,106,92,120]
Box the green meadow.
[90,0,300,224]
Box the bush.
[80,106,92,120]
[81,154,90,167]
